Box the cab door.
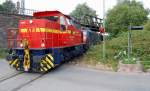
[59,15,68,47]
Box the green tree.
[2,0,17,13]
[0,4,4,11]
[70,3,97,24]
[105,0,149,36]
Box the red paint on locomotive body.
[18,11,83,49]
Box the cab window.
[36,16,59,22]
[60,16,66,31]
[66,18,74,26]
[73,21,81,30]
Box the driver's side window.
[60,16,66,31]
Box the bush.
[144,20,150,31]
[84,30,150,71]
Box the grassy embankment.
[83,30,150,71]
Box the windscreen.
[36,16,59,22]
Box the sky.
[0,0,150,18]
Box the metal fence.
[0,7,38,16]
[17,8,38,16]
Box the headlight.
[41,43,45,48]
[41,40,45,48]
[20,40,23,48]
[20,43,23,47]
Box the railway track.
[0,71,46,91]
[11,73,46,91]
[0,72,24,83]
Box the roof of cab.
[33,10,80,24]
[33,10,71,19]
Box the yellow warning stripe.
[43,67,48,71]
[9,58,20,70]
[47,54,54,62]
[40,60,52,72]
[16,63,19,68]
[40,67,46,72]
[46,63,51,69]
[44,59,53,69]
[9,60,14,65]
[40,62,46,72]
[41,61,51,69]
[40,68,44,72]
[11,59,18,66]
[45,57,54,67]
[40,54,54,72]
[23,46,30,71]
[40,62,44,67]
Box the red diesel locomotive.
[6,11,102,72]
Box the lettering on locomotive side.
[20,28,80,35]
[21,28,28,32]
